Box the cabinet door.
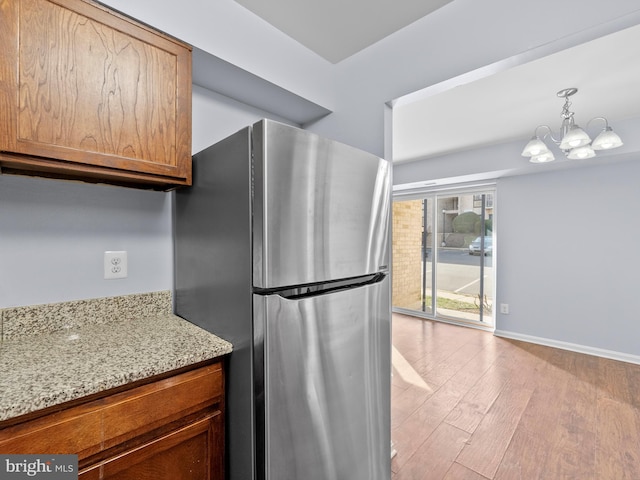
[79,413,223,480]
[0,0,192,186]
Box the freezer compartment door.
[253,276,391,480]
[252,119,391,289]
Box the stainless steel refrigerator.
[174,119,391,480]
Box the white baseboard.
[494,329,640,365]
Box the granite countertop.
[0,293,233,423]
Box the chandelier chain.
[560,98,574,121]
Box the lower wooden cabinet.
[79,413,223,480]
[0,362,225,480]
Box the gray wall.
[192,85,296,155]
[0,175,172,307]
[496,159,640,357]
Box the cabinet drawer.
[0,405,103,458]
[0,363,223,458]
[101,363,223,449]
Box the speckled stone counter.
[0,292,232,422]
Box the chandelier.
[521,87,623,163]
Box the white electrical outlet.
[104,251,128,279]
[500,303,509,314]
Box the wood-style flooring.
[390,313,640,479]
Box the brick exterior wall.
[392,200,423,309]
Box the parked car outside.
[469,236,493,255]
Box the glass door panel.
[392,189,494,326]
[436,194,493,322]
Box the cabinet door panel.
[17,0,187,175]
[0,0,192,187]
[80,414,222,480]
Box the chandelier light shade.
[566,145,596,160]
[521,88,623,163]
[592,126,623,150]
[521,136,549,156]
[530,151,555,163]
[558,125,591,150]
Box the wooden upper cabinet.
[0,0,192,189]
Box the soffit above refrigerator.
[192,47,332,125]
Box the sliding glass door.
[392,188,495,326]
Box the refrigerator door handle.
[254,272,386,300]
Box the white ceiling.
[392,22,640,163]
[233,0,454,64]
[230,1,640,164]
